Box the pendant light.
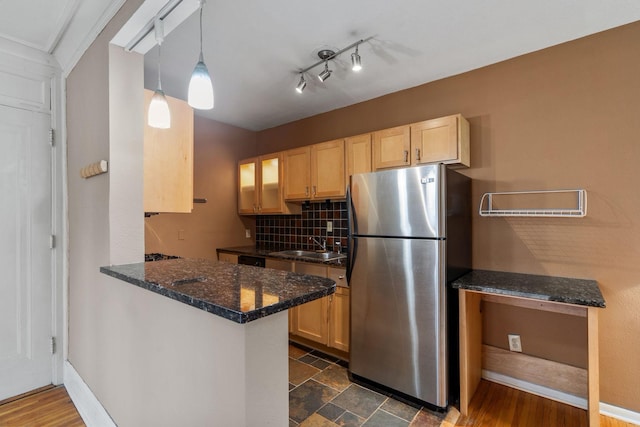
[188,0,214,109]
[148,19,171,129]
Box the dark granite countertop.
[217,245,347,267]
[100,258,336,324]
[452,269,605,308]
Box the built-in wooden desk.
[452,270,606,427]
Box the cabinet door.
[265,259,294,329]
[291,263,329,344]
[411,114,470,167]
[293,297,329,344]
[218,252,238,263]
[327,267,349,351]
[373,125,411,170]
[311,139,345,199]
[346,133,372,177]
[259,153,282,213]
[238,158,258,214]
[328,287,350,352]
[143,89,194,213]
[284,147,311,200]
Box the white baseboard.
[483,370,640,425]
[601,403,640,425]
[63,361,116,427]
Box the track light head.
[295,75,306,93]
[318,62,332,82]
[351,45,362,72]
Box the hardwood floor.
[1,380,636,426]
[455,380,637,427]
[0,385,84,427]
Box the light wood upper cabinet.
[346,133,372,177]
[238,158,258,214]
[284,140,346,201]
[143,89,194,213]
[373,114,470,170]
[283,146,311,200]
[311,139,346,199]
[411,114,470,167]
[239,153,300,215]
[373,125,411,170]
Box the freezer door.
[350,165,445,238]
[349,236,448,407]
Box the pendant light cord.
[154,18,165,90]
[199,2,205,62]
[157,42,163,90]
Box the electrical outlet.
[326,221,333,232]
[245,229,251,239]
[178,230,185,240]
[508,334,522,352]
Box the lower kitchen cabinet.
[290,263,349,352]
[328,286,349,352]
[217,252,238,263]
[291,263,329,343]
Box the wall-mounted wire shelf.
[479,189,587,217]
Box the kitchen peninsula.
[100,258,335,426]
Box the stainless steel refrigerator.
[347,164,470,409]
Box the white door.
[0,104,52,400]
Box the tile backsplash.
[256,201,348,251]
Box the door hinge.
[49,128,55,146]
[51,337,57,354]
[49,235,56,249]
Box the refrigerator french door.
[347,164,470,408]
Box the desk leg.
[587,307,600,427]
[459,290,482,416]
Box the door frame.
[0,40,66,386]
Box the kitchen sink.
[269,250,346,262]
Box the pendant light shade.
[148,89,171,128]
[148,19,171,129]
[188,1,214,109]
[188,53,214,109]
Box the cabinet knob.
[338,275,345,280]
[415,148,421,161]
[305,186,309,196]
[312,185,317,196]
[404,150,409,163]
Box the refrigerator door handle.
[346,185,357,284]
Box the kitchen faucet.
[309,236,327,252]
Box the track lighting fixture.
[148,19,171,129]
[318,61,332,82]
[188,0,214,110]
[295,74,307,93]
[294,38,370,94]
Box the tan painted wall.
[256,22,640,411]
[144,116,256,259]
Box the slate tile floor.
[289,344,446,427]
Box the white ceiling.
[2,0,640,131]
